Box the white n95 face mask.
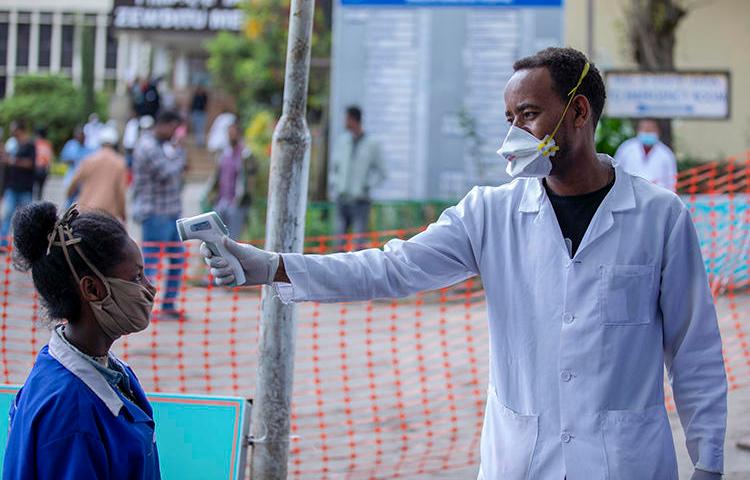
[497,126,558,178]
[497,61,591,179]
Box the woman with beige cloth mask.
[3,202,161,479]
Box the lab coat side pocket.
[600,264,656,326]
[602,404,678,480]
[480,387,539,480]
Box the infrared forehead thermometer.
[176,212,247,286]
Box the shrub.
[0,74,107,150]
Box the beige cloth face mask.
[47,206,156,341]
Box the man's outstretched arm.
[203,187,486,303]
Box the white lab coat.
[614,138,677,192]
[276,155,726,479]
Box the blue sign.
[342,0,562,6]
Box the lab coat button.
[563,313,574,324]
[560,370,573,382]
[561,432,572,443]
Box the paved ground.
[11,177,747,479]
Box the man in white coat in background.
[202,48,726,480]
[615,118,678,191]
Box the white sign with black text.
[605,71,730,119]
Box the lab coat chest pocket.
[480,388,538,480]
[600,264,656,325]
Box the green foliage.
[205,0,331,198]
[243,200,452,241]
[207,0,330,120]
[0,74,107,151]
[595,117,635,157]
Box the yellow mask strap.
[538,62,591,153]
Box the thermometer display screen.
[191,221,212,232]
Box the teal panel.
[0,387,247,480]
[149,394,246,480]
[0,386,21,477]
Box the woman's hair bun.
[12,202,58,271]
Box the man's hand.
[691,469,722,480]
[200,237,280,286]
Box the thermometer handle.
[206,239,247,286]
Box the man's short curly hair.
[513,47,606,128]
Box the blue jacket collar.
[48,326,124,416]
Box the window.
[105,27,117,70]
[0,77,5,99]
[39,24,52,68]
[0,22,7,66]
[61,24,74,69]
[16,23,30,68]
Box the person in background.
[132,111,186,321]
[190,86,209,147]
[4,130,17,158]
[141,78,160,119]
[33,127,53,201]
[3,202,160,479]
[122,115,141,170]
[66,126,128,222]
[329,105,386,240]
[130,76,144,115]
[207,109,236,154]
[61,126,96,206]
[1,120,36,243]
[0,128,7,197]
[614,118,677,192]
[157,78,176,113]
[83,113,103,150]
[3,128,18,200]
[203,121,256,238]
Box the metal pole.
[251,1,315,479]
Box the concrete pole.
[29,11,40,73]
[251,1,315,479]
[94,13,107,91]
[50,11,62,73]
[7,10,17,96]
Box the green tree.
[0,74,107,151]
[206,0,330,122]
[205,0,332,197]
[624,0,700,147]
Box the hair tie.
[46,204,82,256]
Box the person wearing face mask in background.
[3,202,160,479]
[201,48,726,480]
[614,118,677,191]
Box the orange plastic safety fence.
[0,156,749,478]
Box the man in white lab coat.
[203,48,726,480]
[615,118,678,191]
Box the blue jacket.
[3,331,161,479]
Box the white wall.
[565,0,750,160]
